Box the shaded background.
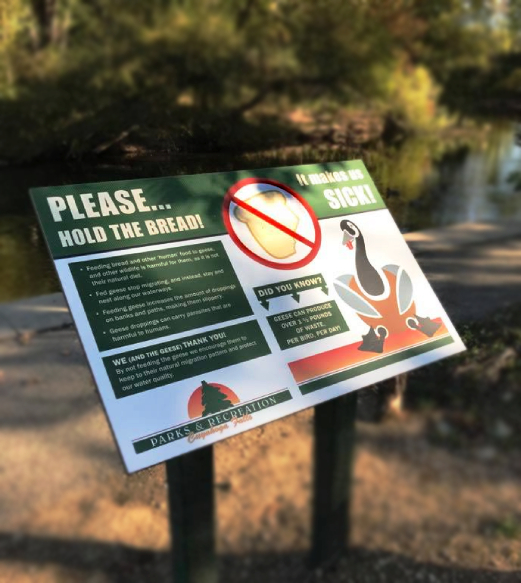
[1,0,521,302]
[1,2,521,582]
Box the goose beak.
[342,229,354,249]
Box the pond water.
[367,122,521,232]
[1,122,520,302]
[433,125,521,225]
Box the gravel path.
[1,221,521,582]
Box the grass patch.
[494,517,521,540]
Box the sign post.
[311,393,358,567]
[166,447,217,583]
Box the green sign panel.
[104,320,270,399]
[31,160,385,258]
[267,301,349,350]
[70,240,252,351]
[254,273,328,309]
[133,389,292,454]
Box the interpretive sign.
[31,161,465,472]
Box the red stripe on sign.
[289,319,447,384]
[231,195,315,248]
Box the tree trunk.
[29,0,56,49]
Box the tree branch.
[232,75,341,115]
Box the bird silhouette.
[334,219,441,352]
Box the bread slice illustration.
[234,190,299,259]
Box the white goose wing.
[384,264,414,315]
[334,274,381,318]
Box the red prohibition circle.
[222,178,322,270]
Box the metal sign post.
[164,393,357,582]
[166,446,218,583]
[310,392,358,567]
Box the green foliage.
[493,517,521,540]
[412,0,502,78]
[0,0,517,163]
[379,59,440,130]
[508,0,521,48]
[442,51,521,115]
[0,214,58,301]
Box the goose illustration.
[333,219,441,353]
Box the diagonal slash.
[231,194,315,248]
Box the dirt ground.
[1,319,521,583]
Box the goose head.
[339,218,386,298]
[340,219,360,250]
